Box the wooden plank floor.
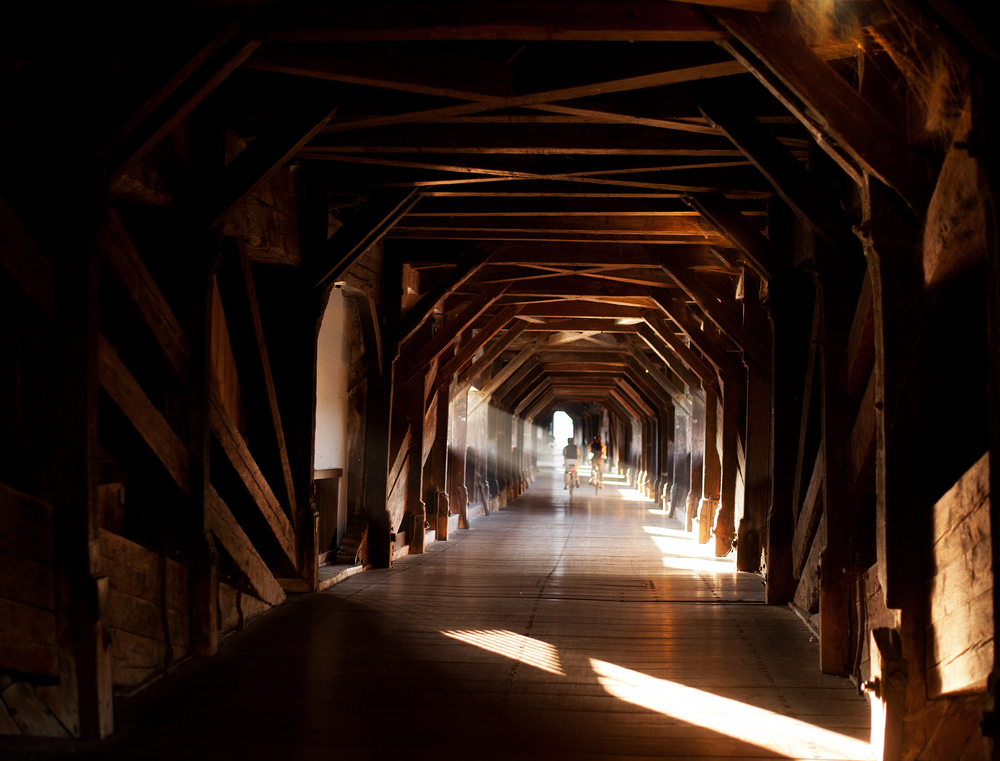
[8,460,871,760]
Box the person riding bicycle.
[589,435,605,485]
[562,438,581,489]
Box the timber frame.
[1,3,997,760]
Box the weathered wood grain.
[206,485,287,607]
[103,210,190,383]
[210,389,297,570]
[792,445,824,579]
[924,454,992,697]
[98,334,190,494]
[0,598,58,677]
[848,373,877,490]
[0,549,54,612]
[0,682,67,737]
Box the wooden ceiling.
[111,1,886,416]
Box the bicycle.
[565,461,580,498]
[591,457,603,494]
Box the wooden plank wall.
[925,453,992,698]
[99,529,190,688]
[0,483,57,678]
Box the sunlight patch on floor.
[617,488,656,502]
[642,525,736,573]
[591,659,872,760]
[442,630,565,675]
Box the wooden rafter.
[216,242,298,516]
[306,187,422,292]
[713,9,931,213]
[197,103,340,231]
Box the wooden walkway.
[9,461,870,760]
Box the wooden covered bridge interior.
[1,1,997,759]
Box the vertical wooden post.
[862,177,923,607]
[699,385,721,545]
[50,180,113,739]
[765,289,813,604]
[738,273,773,572]
[486,401,499,509]
[260,273,324,591]
[404,357,426,553]
[687,392,706,533]
[449,384,470,529]
[429,382,451,539]
[815,262,855,675]
[189,243,221,656]
[360,358,395,567]
[715,381,741,557]
[670,408,690,520]
[974,60,1000,753]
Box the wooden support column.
[699,385,721,545]
[427,382,451,540]
[766,290,814,604]
[861,178,924,607]
[449,383,470,529]
[188,242,221,656]
[715,380,742,557]
[404,355,427,553]
[258,270,324,591]
[688,392,706,533]
[976,60,1000,750]
[486,400,500,509]
[737,272,772,573]
[360,356,396,568]
[51,184,112,739]
[661,405,676,513]
[816,254,857,675]
[670,408,690,520]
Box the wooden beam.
[209,389,297,570]
[682,84,862,263]
[434,306,522,388]
[625,346,693,415]
[713,9,931,213]
[650,294,744,384]
[306,188,422,292]
[476,339,543,397]
[792,445,825,579]
[395,214,725,235]
[109,36,261,180]
[386,229,723,245]
[651,251,771,373]
[247,4,726,43]
[311,125,745,156]
[244,45,513,100]
[681,192,801,288]
[205,485,286,607]
[412,284,511,373]
[99,15,244,164]
[341,286,384,378]
[459,321,531,386]
[517,319,640,333]
[102,210,190,384]
[0,196,58,321]
[635,324,702,391]
[216,241,298,516]
[97,334,190,495]
[389,243,500,347]
[641,310,718,388]
[197,103,339,231]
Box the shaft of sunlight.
[590,659,872,760]
[443,630,565,675]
